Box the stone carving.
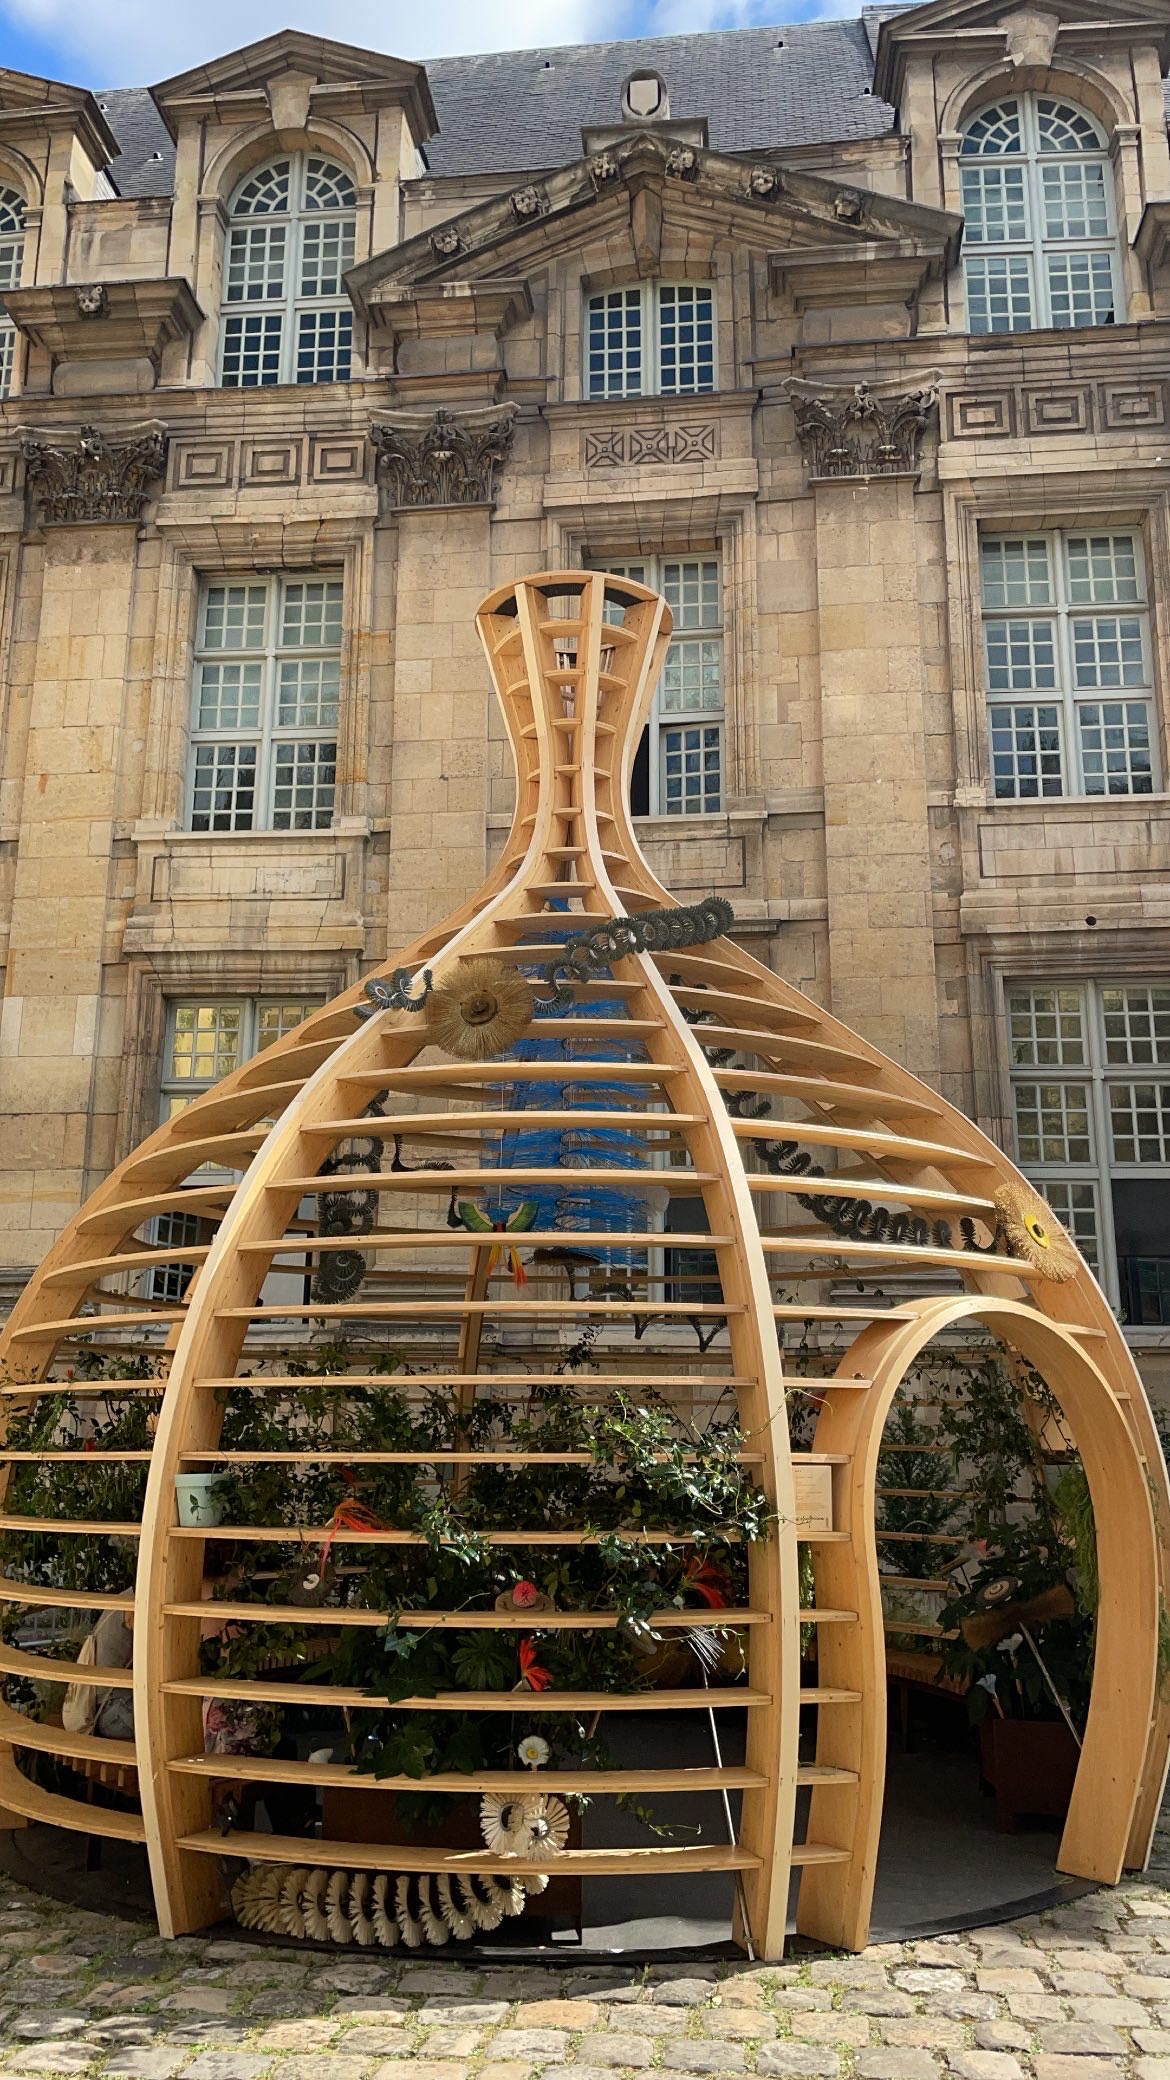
[371,405,517,510]
[589,151,619,187]
[510,184,548,220]
[429,225,462,258]
[832,187,865,223]
[747,165,782,199]
[74,284,109,318]
[583,422,718,468]
[665,145,699,181]
[786,382,936,478]
[21,422,168,523]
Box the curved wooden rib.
[0,569,1165,1962]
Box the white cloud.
[0,0,620,86]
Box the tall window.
[604,557,724,814]
[960,95,1120,333]
[188,575,341,832]
[585,283,715,399]
[220,153,356,387]
[1007,981,1170,1323]
[0,185,25,399]
[981,529,1156,799]
[150,997,320,1301]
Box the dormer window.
[219,153,356,387]
[0,186,26,398]
[960,95,1120,334]
[585,283,716,399]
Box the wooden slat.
[177,1828,762,1877]
[171,1525,744,1546]
[169,1753,769,1793]
[0,1515,141,1536]
[0,1746,145,1843]
[164,1676,772,1710]
[0,1699,135,1769]
[0,1577,133,1611]
[266,1167,717,1194]
[0,1642,134,1690]
[164,1600,767,1629]
[216,1299,738,1324]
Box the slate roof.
[98,15,896,198]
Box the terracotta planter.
[978,1717,1079,1832]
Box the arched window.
[0,185,26,398]
[220,153,356,387]
[960,95,1120,333]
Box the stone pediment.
[7,280,203,396]
[873,0,1170,98]
[150,30,436,144]
[347,130,961,332]
[0,67,117,166]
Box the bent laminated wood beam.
[1,570,1166,1959]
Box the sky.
[0,0,835,92]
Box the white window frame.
[980,527,1158,799]
[219,151,356,389]
[150,996,321,1299]
[584,281,717,400]
[600,555,725,815]
[187,573,342,833]
[0,184,26,399]
[1006,979,1170,1319]
[960,93,1121,334]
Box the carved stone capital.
[784,379,938,480]
[20,420,168,524]
[370,404,517,512]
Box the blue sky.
[0,0,831,91]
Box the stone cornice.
[355,277,533,346]
[770,239,954,312]
[150,29,437,146]
[873,0,1170,102]
[0,79,117,170]
[5,279,203,375]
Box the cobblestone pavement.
[3,1824,1170,2080]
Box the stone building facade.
[0,4,1168,1388]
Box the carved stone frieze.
[583,422,718,468]
[370,405,517,510]
[665,145,699,181]
[589,151,620,187]
[430,226,462,258]
[75,284,109,318]
[21,421,168,523]
[785,381,937,478]
[747,165,782,200]
[510,184,549,221]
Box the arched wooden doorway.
[796,1296,1163,1952]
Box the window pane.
[295,306,351,383]
[221,310,282,388]
[299,214,356,298]
[201,584,267,650]
[224,222,287,303]
[981,537,1052,608]
[1036,98,1105,152]
[168,1003,243,1083]
[1046,250,1114,328]
[282,579,343,650]
[961,100,1023,155]
[302,157,357,210]
[233,161,291,216]
[1071,613,1146,689]
[0,314,16,400]
[1109,1083,1170,1164]
[965,253,1033,333]
[662,723,721,815]
[961,163,1029,244]
[984,618,1057,691]
[190,742,257,832]
[271,740,336,830]
[196,661,263,732]
[256,1002,319,1049]
[661,637,722,714]
[277,657,340,728]
[1041,160,1109,239]
[1007,985,1087,1067]
[148,1208,203,1304]
[1012,1080,1093,1164]
[1077,700,1153,795]
[989,704,1064,797]
[662,559,721,630]
[657,284,714,395]
[1065,534,1139,604]
[587,288,642,399]
[1100,985,1170,1067]
[0,186,24,291]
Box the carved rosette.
[21,422,168,523]
[370,405,517,512]
[785,381,938,479]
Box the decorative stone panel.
[21,422,167,524]
[1099,383,1168,430]
[309,435,368,484]
[583,422,719,468]
[1022,387,1092,436]
[170,440,234,492]
[239,438,303,489]
[946,390,1015,440]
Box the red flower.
[512,1579,540,1609]
[517,1638,552,1691]
[684,1555,732,1609]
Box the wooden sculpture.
[1,570,1167,1960]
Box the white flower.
[976,1673,998,1693]
[997,1632,1023,1656]
[518,1734,550,1769]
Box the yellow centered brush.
[426,957,533,1061]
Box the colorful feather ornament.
[456,1197,539,1286]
